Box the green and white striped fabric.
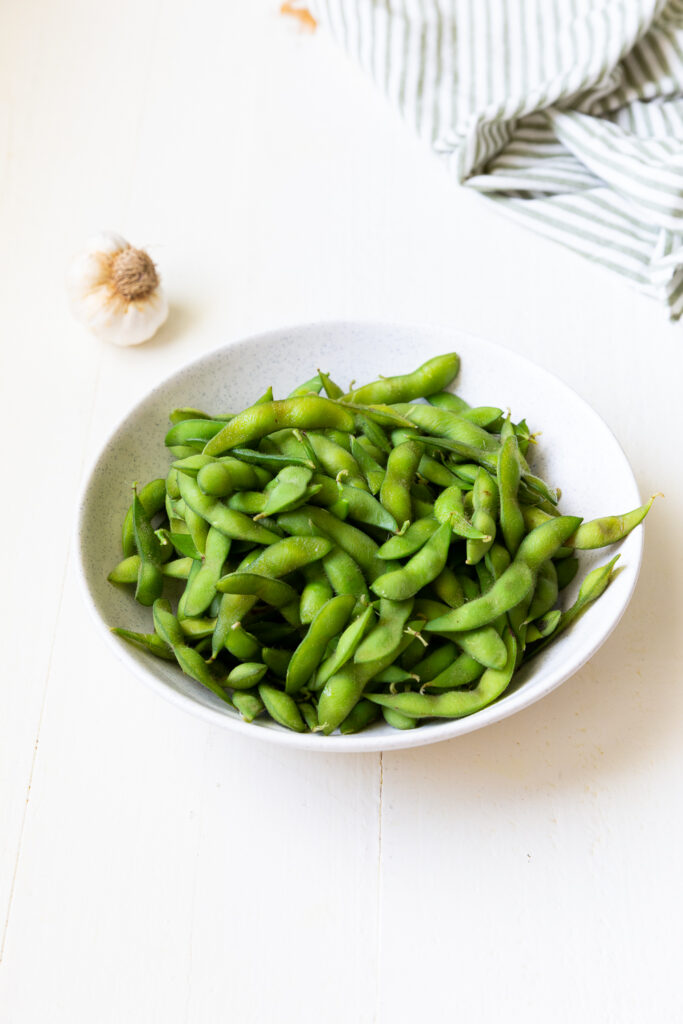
[304,0,683,317]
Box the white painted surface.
[1,2,681,1021]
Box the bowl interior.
[77,322,643,752]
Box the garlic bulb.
[67,232,168,346]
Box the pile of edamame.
[108,353,655,735]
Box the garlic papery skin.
[67,232,169,346]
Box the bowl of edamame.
[77,321,650,751]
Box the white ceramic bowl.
[77,322,643,752]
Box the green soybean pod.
[569,494,658,550]
[377,518,439,559]
[277,506,389,582]
[497,435,525,557]
[288,373,323,397]
[204,397,356,456]
[243,535,333,578]
[529,555,620,656]
[262,648,293,678]
[232,689,265,723]
[339,699,381,734]
[212,593,258,658]
[165,419,230,450]
[467,469,499,565]
[228,663,268,690]
[111,627,177,661]
[354,598,415,664]
[394,404,500,454]
[224,624,261,661]
[315,605,376,687]
[427,567,463,611]
[527,560,558,621]
[258,684,306,732]
[322,547,371,610]
[317,630,416,733]
[344,353,460,405]
[132,487,165,606]
[299,701,320,732]
[417,454,459,489]
[371,522,452,601]
[122,478,166,557]
[174,644,232,704]
[382,707,419,730]
[433,485,490,541]
[285,594,356,694]
[367,631,517,719]
[177,473,280,546]
[182,527,232,617]
[426,391,471,414]
[525,609,562,642]
[356,413,392,454]
[423,651,485,690]
[306,434,368,490]
[411,641,458,682]
[108,554,142,585]
[300,579,335,624]
[380,440,423,531]
[350,437,386,494]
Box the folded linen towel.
[303,0,683,318]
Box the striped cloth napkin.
[301,0,683,318]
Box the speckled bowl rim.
[76,321,643,753]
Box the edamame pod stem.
[371,522,452,601]
[204,398,355,456]
[343,353,460,405]
[367,631,517,718]
[285,594,356,693]
[177,472,280,546]
[569,495,658,550]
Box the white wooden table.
[2,3,682,1021]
